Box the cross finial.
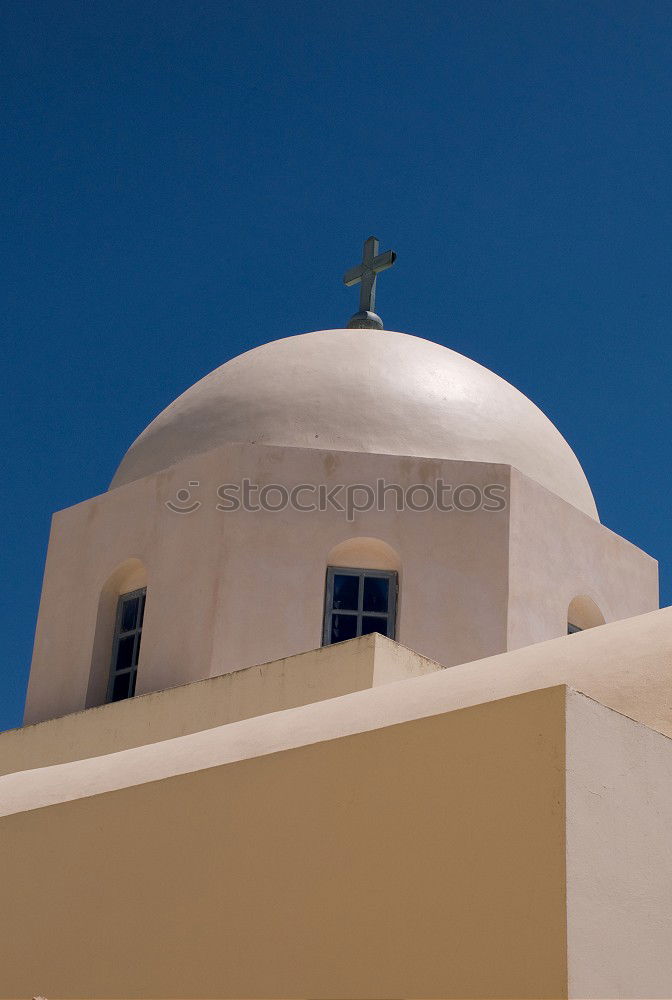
[343,235,397,329]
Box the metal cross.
[343,236,396,329]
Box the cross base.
[347,310,384,330]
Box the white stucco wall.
[566,690,672,998]
[24,441,657,726]
[25,444,511,723]
[508,467,658,649]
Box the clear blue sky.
[2,0,672,731]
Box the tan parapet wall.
[0,633,442,777]
[0,687,568,999]
[9,602,672,787]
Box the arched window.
[107,588,146,702]
[322,537,401,646]
[323,567,397,644]
[87,558,148,708]
[567,595,605,635]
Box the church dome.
[110,328,598,519]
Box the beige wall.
[24,440,657,727]
[1,634,441,776]
[6,642,672,996]
[10,606,672,815]
[10,603,672,823]
[7,605,672,997]
[0,687,568,999]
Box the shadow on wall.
[568,595,605,632]
[87,558,148,708]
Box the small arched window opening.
[323,566,397,645]
[567,595,605,635]
[107,588,146,702]
[87,558,148,708]
[322,537,401,646]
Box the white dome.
[110,328,598,519]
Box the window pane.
[111,671,131,702]
[129,671,137,697]
[361,615,387,637]
[133,632,142,666]
[333,574,359,611]
[115,635,135,671]
[120,596,139,633]
[363,576,389,613]
[138,593,145,628]
[330,613,358,644]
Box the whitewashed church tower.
[3,238,670,1000]
[25,236,656,723]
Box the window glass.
[115,635,135,671]
[363,576,388,613]
[111,672,131,702]
[121,596,139,633]
[333,574,359,611]
[331,613,358,644]
[361,616,386,636]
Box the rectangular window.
[107,588,146,703]
[323,567,397,646]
